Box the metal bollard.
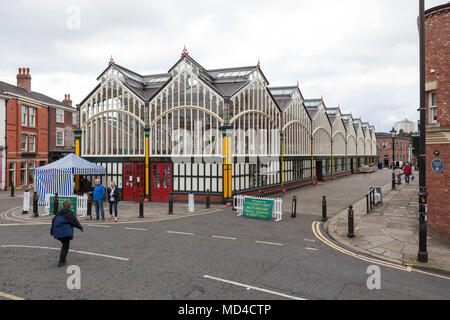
[366,193,370,214]
[392,172,396,190]
[10,183,14,197]
[348,205,355,238]
[322,196,328,222]
[33,192,39,218]
[206,190,210,209]
[53,193,59,215]
[139,194,144,218]
[291,196,297,218]
[87,192,93,220]
[168,193,174,215]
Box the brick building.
[424,3,450,240]
[375,132,412,168]
[0,68,75,190]
[48,94,77,163]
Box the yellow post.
[74,128,82,192]
[221,124,232,205]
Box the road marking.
[1,245,129,261]
[312,222,450,281]
[212,236,237,241]
[304,239,316,243]
[0,291,25,301]
[86,224,111,228]
[125,227,148,231]
[167,231,194,236]
[203,275,306,300]
[1,207,223,226]
[306,247,319,251]
[256,241,284,246]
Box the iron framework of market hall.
[74,48,378,203]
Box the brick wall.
[425,5,450,240]
[5,98,48,189]
[376,135,412,166]
[48,107,76,152]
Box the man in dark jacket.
[50,200,84,267]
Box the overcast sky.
[0,0,446,132]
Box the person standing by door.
[50,200,84,267]
[93,179,106,221]
[107,182,120,222]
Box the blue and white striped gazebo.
[35,153,106,205]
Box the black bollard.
[139,194,144,218]
[168,193,174,215]
[322,196,328,222]
[10,182,14,197]
[206,190,210,209]
[33,192,39,218]
[53,193,59,216]
[348,205,355,238]
[87,192,93,220]
[291,196,297,218]
[366,193,370,214]
[392,172,396,190]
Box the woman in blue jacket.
[50,200,84,267]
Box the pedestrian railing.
[234,195,283,222]
[365,188,378,214]
[44,194,88,217]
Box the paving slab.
[326,171,450,272]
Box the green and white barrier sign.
[242,198,274,221]
[49,196,78,216]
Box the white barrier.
[44,194,88,217]
[234,195,283,222]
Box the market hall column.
[144,126,150,200]
[74,127,82,192]
[221,97,233,206]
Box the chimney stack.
[17,68,32,92]
[63,94,73,107]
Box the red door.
[151,163,172,202]
[123,163,135,201]
[134,163,145,203]
[123,163,146,202]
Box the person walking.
[50,200,84,267]
[403,163,412,185]
[107,182,120,222]
[93,179,106,221]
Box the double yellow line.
[312,222,450,281]
[0,292,24,301]
[0,207,23,223]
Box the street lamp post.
[391,127,397,190]
[418,0,428,263]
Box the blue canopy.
[35,153,106,205]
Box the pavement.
[1,170,449,300]
[0,191,223,225]
[326,170,450,273]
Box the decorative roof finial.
[181,45,189,57]
[109,55,115,65]
[257,59,261,69]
